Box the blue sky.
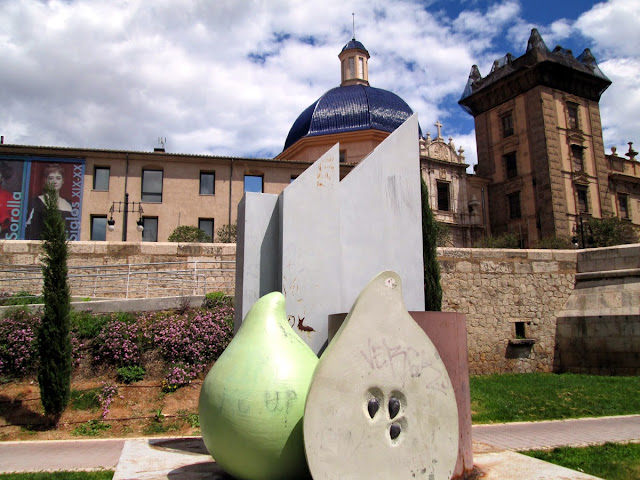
[1,0,638,171]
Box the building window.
[348,57,355,79]
[571,145,584,172]
[339,149,346,163]
[501,113,514,137]
[618,194,629,219]
[90,215,107,241]
[141,169,163,202]
[358,57,364,78]
[198,218,214,242]
[504,152,518,179]
[437,182,450,211]
[577,187,589,214]
[199,171,215,195]
[142,217,158,242]
[93,167,110,191]
[244,175,263,193]
[508,192,521,219]
[567,103,579,130]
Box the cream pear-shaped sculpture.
[303,271,459,479]
[199,292,318,480]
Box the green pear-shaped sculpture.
[199,292,318,480]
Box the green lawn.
[0,472,113,480]
[470,373,640,424]
[524,442,640,480]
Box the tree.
[474,232,520,249]
[421,177,442,311]
[168,225,212,243]
[578,216,639,248]
[216,223,237,243]
[38,182,72,421]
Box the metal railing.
[0,260,236,299]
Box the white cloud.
[0,0,635,170]
[575,0,640,58]
[574,0,640,151]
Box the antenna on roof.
[352,13,355,39]
[155,137,166,153]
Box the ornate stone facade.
[421,122,488,247]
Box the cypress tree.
[37,182,72,420]
[421,177,442,311]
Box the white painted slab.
[339,114,424,312]
[279,144,341,353]
[234,192,279,332]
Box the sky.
[1,0,639,172]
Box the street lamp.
[108,193,144,241]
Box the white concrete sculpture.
[303,271,459,479]
[235,115,425,354]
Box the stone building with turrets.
[459,28,639,246]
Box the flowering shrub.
[0,308,39,377]
[93,317,144,367]
[97,381,119,418]
[1,304,234,382]
[151,307,233,367]
[162,363,199,392]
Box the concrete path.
[0,438,125,473]
[473,414,640,451]
[0,416,638,474]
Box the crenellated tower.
[459,29,612,246]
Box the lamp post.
[108,193,144,241]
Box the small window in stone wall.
[437,181,450,211]
[504,152,517,179]
[515,322,526,339]
[577,187,589,214]
[618,193,629,219]
[571,145,584,172]
[567,103,579,130]
[507,192,521,219]
[501,112,514,137]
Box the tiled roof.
[283,84,417,151]
[341,39,368,53]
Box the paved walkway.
[473,414,640,451]
[0,416,638,473]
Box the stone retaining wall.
[555,244,640,375]
[0,241,236,298]
[438,247,577,375]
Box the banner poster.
[0,156,85,241]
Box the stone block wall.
[438,247,577,375]
[555,316,640,375]
[555,244,640,375]
[0,241,236,298]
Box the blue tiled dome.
[341,39,368,53]
[283,84,417,151]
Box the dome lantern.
[339,38,370,87]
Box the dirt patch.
[0,373,203,442]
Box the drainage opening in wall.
[508,321,536,350]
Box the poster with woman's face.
[0,156,85,240]
[24,160,85,240]
[27,161,77,204]
[0,158,26,240]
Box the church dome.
[283,84,416,151]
